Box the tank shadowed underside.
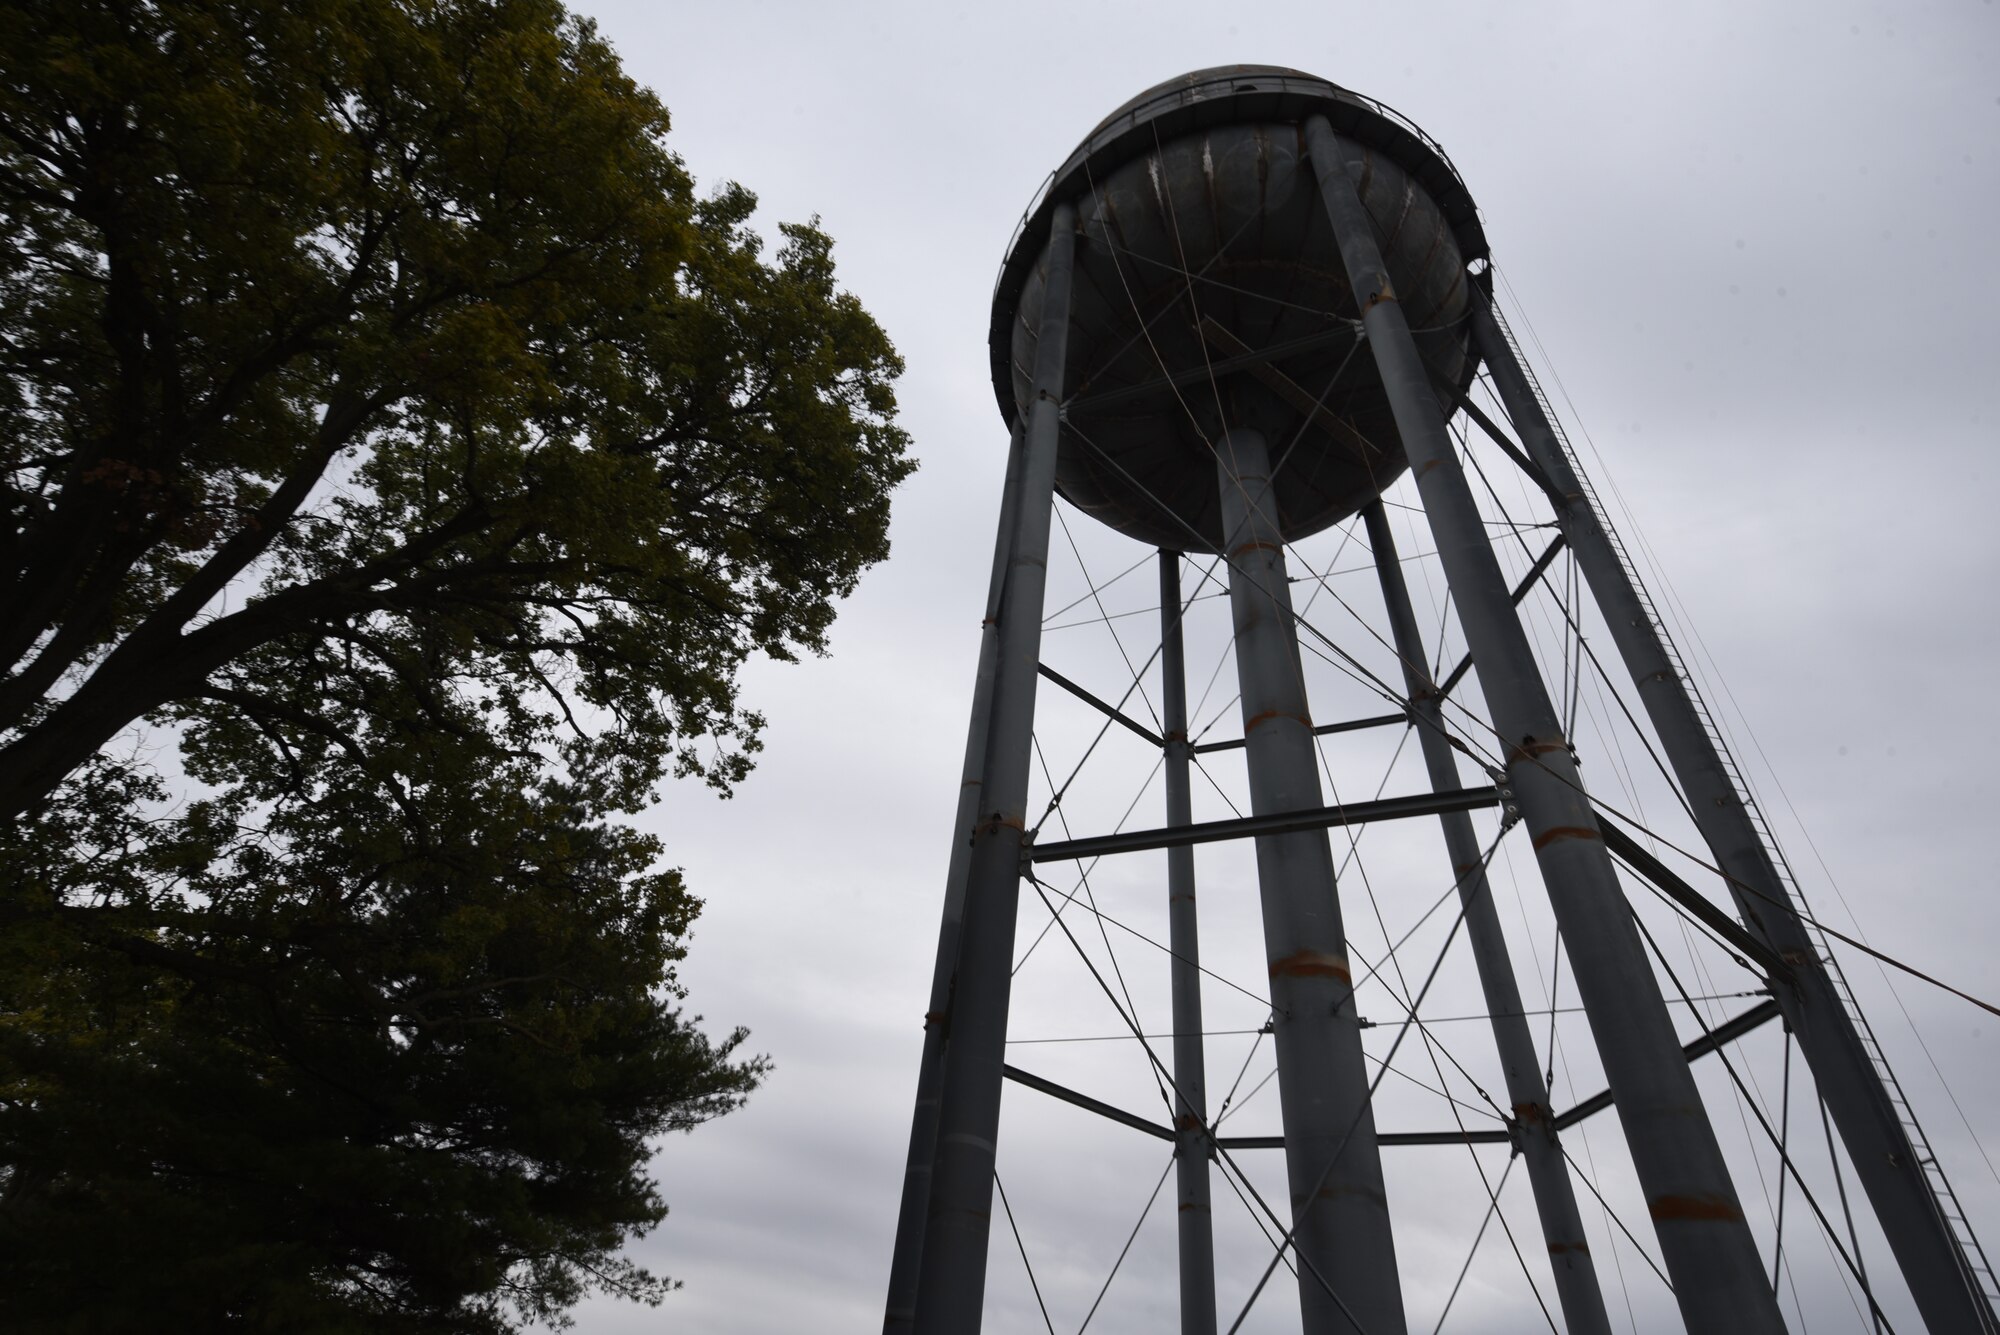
[993,67,1486,551]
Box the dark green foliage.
[0,0,911,1328]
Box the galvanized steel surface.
[881,424,1027,1334]
[1217,426,1408,1335]
[910,201,1080,1333]
[1158,550,1218,1335]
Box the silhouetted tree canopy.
[0,0,911,1329]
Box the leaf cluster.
[3,748,762,1332]
[0,0,912,804]
[0,0,911,1328]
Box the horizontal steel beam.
[1435,533,1568,700]
[1552,997,1782,1132]
[1218,1128,1511,1149]
[1027,786,1503,864]
[1038,664,1163,748]
[1001,1065,1511,1148]
[1453,391,1567,507]
[1003,1064,1172,1142]
[1192,711,1407,755]
[1597,815,1794,982]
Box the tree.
[0,1,912,1329]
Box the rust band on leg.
[1245,708,1312,734]
[1531,825,1601,851]
[1648,1193,1744,1223]
[1269,950,1351,982]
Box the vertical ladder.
[1488,300,2000,1324]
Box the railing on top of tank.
[989,79,1475,304]
[993,168,1057,305]
[1348,87,1470,194]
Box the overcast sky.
[558,4,2000,1331]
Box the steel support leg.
[1159,549,1218,1335]
[1217,427,1408,1335]
[883,422,1027,1333]
[1305,113,1788,1334]
[1467,292,1998,1334]
[1362,500,1614,1335]
[910,200,1078,1334]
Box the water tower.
[883,67,1998,1335]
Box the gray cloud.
[566,3,2000,1330]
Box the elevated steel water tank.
[990,65,1488,550]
